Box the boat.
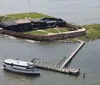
[3,59,40,75]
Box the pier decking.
[59,40,85,68]
[33,40,85,76]
[34,61,79,75]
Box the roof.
[0,21,17,27]
[41,17,61,21]
[46,21,56,24]
[4,59,33,67]
[0,19,31,27]
[31,19,45,23]
[15,19,31,24]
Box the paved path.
[54,28,61,33]
[47,28,86,36]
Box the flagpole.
[27,0,30,19]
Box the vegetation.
[45,28,59,33]
[0,15,8,22]
[67,22,82,29]
[24,24,100,41]
[24,27,68,36]
[0,12,51,22]
[57,28,68,32]
[24,30,48,36]
[76,24,100,41]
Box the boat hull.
[3,66,40,75]
[4,68,40,75]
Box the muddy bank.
[0,29,86,41]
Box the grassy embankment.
[75,24,100,41]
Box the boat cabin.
[3,59,34,69]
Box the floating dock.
[33,40,85,76]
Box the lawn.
[24,30,48,36]
[45,28,59,33]
[0,12,51,21]
[76,24,100,41]
[57,28,68,32]
[24,27,68,36]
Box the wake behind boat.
[3,59,40,75]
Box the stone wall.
[0,28,86,41]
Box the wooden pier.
[33,40,85,76]
[34,61,80,76]
[59,40,85,68]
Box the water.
[0,0,100,85]
[0,35,100,85]
[0,0,100,25]
[0,34,100,85]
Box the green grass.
[24,30,48,36]
[0,12,51,21]
[57,28,68,32]
[24,27,68,36]
[76,24,100,41]
[45,28,59,33]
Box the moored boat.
[3,59,40,75]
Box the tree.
[0,15,8,22]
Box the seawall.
[0,28,86,41]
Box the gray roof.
[46,21,56,24]
[1,21,17,26]
[0,19,31,27]
[31,19,45,23]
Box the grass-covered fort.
[0,12,100,41]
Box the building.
[31,19,47,30]
[0,19,32,32]
[31,18,66,29]
[0,18,66,32]
[41,18,66,28]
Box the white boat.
[3,59,40,75]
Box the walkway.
[59,40,85,68]
[47,27,86,36]
[33,40,85,76]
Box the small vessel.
[3,59,40,75]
